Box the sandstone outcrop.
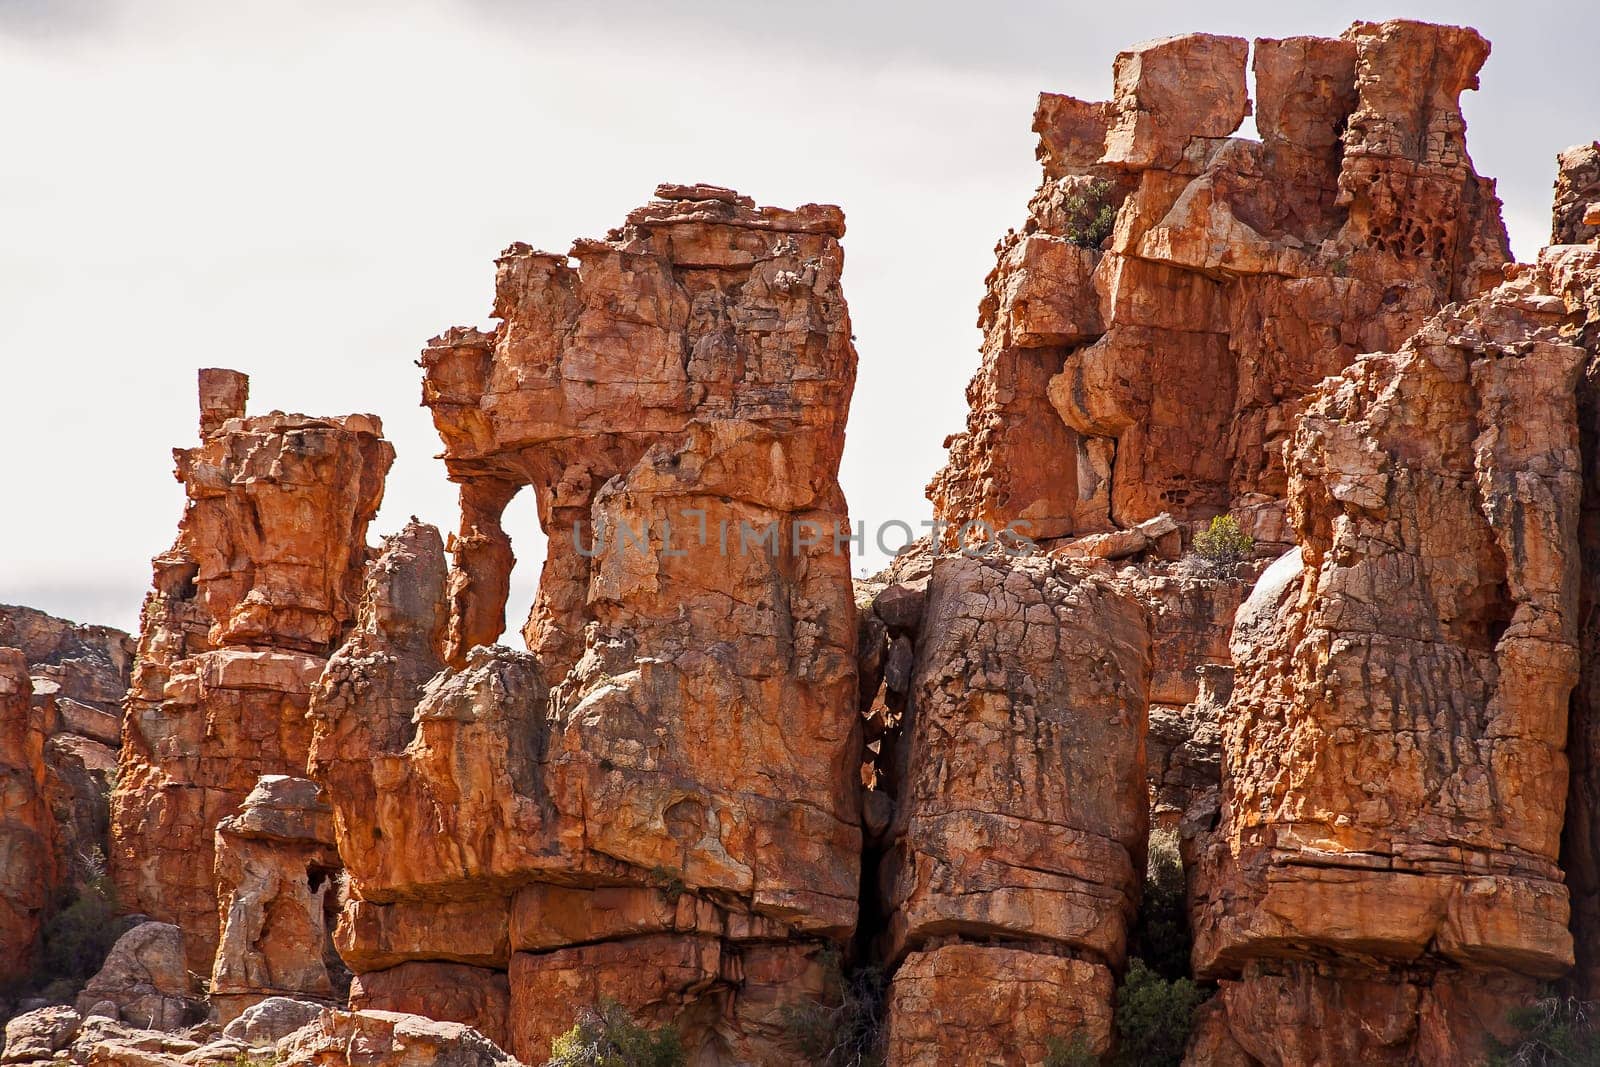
[15,20,1600,1067]
[1555,203,1600,1000]
[309,185,862,1063]
[1554,141,1600,246]
[1191,241,1600,1062]
[0,652,52,986]
[209,776,344,1021]
[929,21,1511,544]
[858,549,1150,1063]
[110,370,393,975]
[0,607,132,984]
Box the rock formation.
[0,652,52,985]
[863,550,1151,1062]
[0,606,131,986]
[929,21,1510,545]
[1554,141,1600,246]
[109,370,393,975]
[309,184,862,1063]
[1,1002,516,1067]
[13,18,1600,1067]
[209,776,345,1021]
[74,922,202,1031]
[1555,160,1600,1004]
[1190,238,1600,1062]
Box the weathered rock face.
[885,943,1113,1066]
[1192,243,1600,1062]
[862,550,1150,1063]
[110,370,393,974]
[1147,663,1231,833]
[0,652,52,984]
[929,21,1510,543]
[1555,230,1600,999]
[0,1003,516,1067]
[310,185,862,1063]
[1553,141,1600,246]
[0,607,134,717]
[209,776,344,1021]
[0,607,133,983]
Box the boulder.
[73,923,200,1032]
[2,1006,81,1063]
[219,997,326,1046]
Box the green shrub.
[646,866,686,903]
[779,948,885,1067]
[1062,179,1119,250]
[545,999,686,1067]
[1045,1032,1100,1067]
[1191,515,1253,568]
[26,862,121,999]
[1111,959,1206,1066]
[1487,994,1600,1066]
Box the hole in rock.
[495,487,546,648]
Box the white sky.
[2,0,1595,637]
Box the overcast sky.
[2,0,1595,638]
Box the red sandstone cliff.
[8,18,1600,1067]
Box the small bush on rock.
[545,999,686,1067]
[779,948,885,1066]
[1191,515,1253,568]
[1062,179,1119,250]
[1133,830,1190,982]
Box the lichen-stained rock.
[1554,142,1600,246]
[110,369,392,975]
[930,21,1512,545]
[877,552,1149,1064]
[0,649,53,981]
[2,1005,81,1062]
[208,776,343,1021]
[1191,247,1594,1062]
[311,186,861,1061]
[884,944,1115,1067]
